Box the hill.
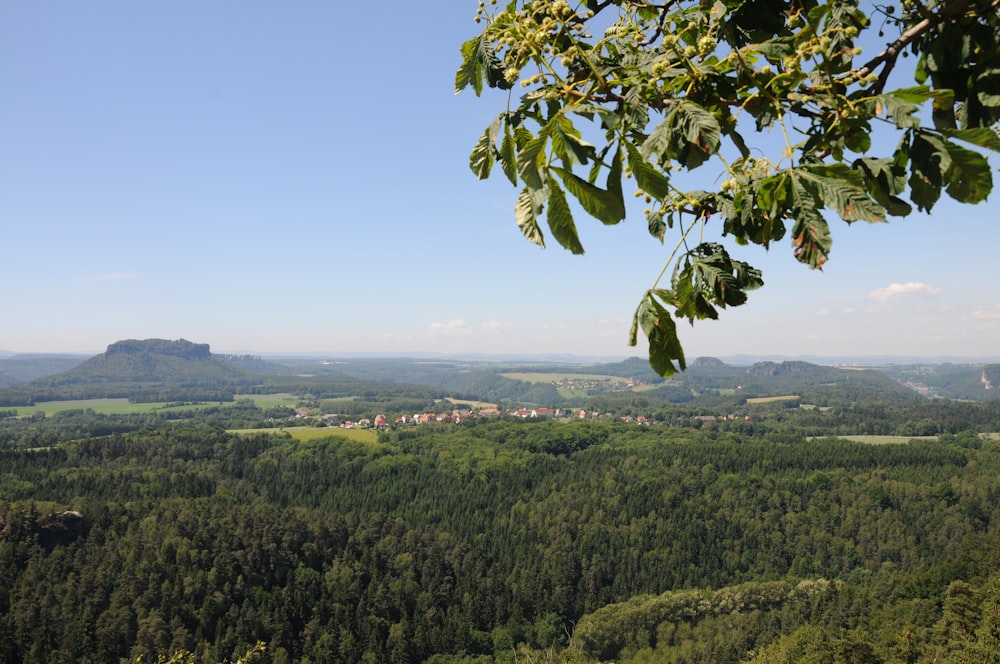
[10,339,261,403]
[0,354,87,388]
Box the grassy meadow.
[229,426,379,445]
[13,398,223,417]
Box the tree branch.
[852,0,976,94]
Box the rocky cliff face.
[105,338,211,360]
[745,361,823,377]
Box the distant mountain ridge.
[2,340,998,407]
[0,355,87,388]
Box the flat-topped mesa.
[105,338,211,360]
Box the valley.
[2,339,1000,663]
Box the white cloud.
[868,282,941,303]
[480,320,512,334]
[426,320,473,337]
[969,305,1000,321]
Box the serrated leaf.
[754,36,796,63]
[455,36,484,96]
[632,294,685,377]
[553,168,626,226]
[608,146,624,202]
[844,128,871,154]
[545,175,584,254]
[908,131,949,212]
[975,68,1000,109]
[795,164,886,223]
[941,127,1000,152]
[470,118,501,179]
[943,140,993,203]
[624,86,650,129]
[647,211,666,242]
[550,116,595,166]
[669,243,762,324]
[790,206,832,269]
[854,157,912,217]
[875,92,922,129]
[641,100,721,169]
[455,34,512,96]
[626,143,671,201]
[515,188,545,248]
[499,124,518,186]
[887,86,935,105]
[517,132,549,192]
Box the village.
[298,405,763,432]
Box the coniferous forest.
[3,401,1000,663]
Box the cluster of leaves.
[458,0,1000,375]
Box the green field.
[233,393,301,408]
[445,397,496,409]
[229,426,378,444]
[746,395,799,404]
[13,398,223,417]
[833,435,939,444]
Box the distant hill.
[638,359,925,408]
[7,339,261,403]
[876,363,1000,400]
[0,355,87,388]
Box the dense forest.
[3,396,1000,662]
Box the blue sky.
[2,2,998,361]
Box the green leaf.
[499,123,518,186]
[624,86,650,130]
[517,131,549,192]
[550,116,595,166]
[545,175,585,254]
[943,140,993,204]
[515,188,545,248]
[641,100,721,169]
[874,92,922,129]
[753,36,796,63]
[553,168,626,226]
[940,127,1000,153]
[790,206,832,269]
[854,157,912,217]
[455,34,511,96]
[795,164,886,223]
[455,36,484,96]
[647,211,666,242]
[908,131,949,212]
[975,68,1000,110]
[607,145,624,203]
[671,243,763,320]
[626,143,671,201]
[887,86,936,105]
[631,294,685,377]
[844,128,871,154]
[470,117,501,180]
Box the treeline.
[2,420,1000,662]
[0,401,270,449]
